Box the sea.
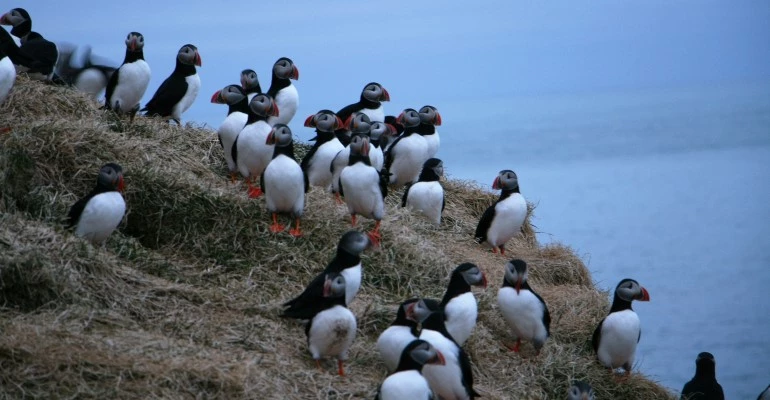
[441,81,770,399]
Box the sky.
[7,0,769,142]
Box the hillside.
[0,78,674,399]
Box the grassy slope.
[0,78,674,399]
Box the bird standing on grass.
[233,93,279,198]
[266,57,299,126]
[210,84,249,182]
[104,32,151,122]
[376,339,446,400]
[67,163,126,245]
[402,157,445,225]
[300,110,345,190]
[377,298,421,373]
[497,259,550,354]
[440,263,487,346]
[142,44,201,125]
[680,352,725,400]
[474,169,527,255]
[0,8,58,81]
[262,124,308,237]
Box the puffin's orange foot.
[367,230,381,248]
[491,247,498,254]
[0,127,11,133]
[230,171,238,184]
[248,187,263,198]
[511,339,521,353]
[289,228,303,237]
[334,192,343,205]
[350,215,357,227]
[270,223,285,233]
[500,247,506,255]
[316,359,323,372]
[337,359,345,376]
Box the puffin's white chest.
[307,305,357,360]
[269,83,298,126]
[419,329,468,400]
[74,68,108,100]
[340,163,385,220]
[171,73,200,121]
[376,325,417,372]
[74,191,126,244]
[264,154,305,215]
[360,105,384,123]
[424,131,440,158]
[378,370,432,400]
[497,287,548,344]
[405,181,444,225]
[110,59,151,112]
[235,121,273,178]
[486,193,527,247]
[0,56,16,104]
[444,292,478,346]
[369,144,384,171]
[307,139,344,188]
[597,309,641,369]
[341,264,362,306]
[218,112,248,171]
[388,133,429,186]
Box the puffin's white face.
[307,111,342,132]
[406,299,439,323]
[567,381,595,400]
[348,113,372,135]
[177,44,201,66]
[492,169,518,190]
[97,163,125,193]
[459,264,487,287]
[266,124,293,147]
[418,105,442,126]
[397,109,421,128]
[615,279,650,302]
[240,69,258,91]
[407,340,445,367]
[361,82,390,102]
[273,57,299,80]
[211,85,246,105]
[338,230,371,255]
[369,122,390,141]
[503,259,528,292]
[125,32,144,52]
[323,273,346,298]
[348,135,370,157]
[0,8,27,27]
[249,94,279,117]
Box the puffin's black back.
[142,53,197,117]
[680,352,724,400]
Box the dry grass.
[0,77,674,399]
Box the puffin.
[384,108,430,187]
[0,44,15,105]
[232,93,279,198]
[339,134,388,247]
[439,263,487,346]
[282,230,370,312]
[402,158,445,225]
[497,259,551,354]
[368,120,396,172]
[141,44,201,124]
[474,169,528,255]
[66,163,126,245]
[592,278,650,375]
[240,68,261,101]
[53,42,116,99]
[104,32,151,122]
[336,82,390,125]
[418,105,442,158]
[568,380,595,400]
[408,299,480,400]
[300,110,344,189]
[376,339,446,400]
[376,298,421,373]
[266,57,299,126]
[210,84,249,182]
[680,352,725,400]
[330,112,373,202]
[303,272,357,376]
[261,124,308,237]
[0,8,58,81]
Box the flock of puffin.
[2,7,764,400]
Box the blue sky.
[9,0,770,141]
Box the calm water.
[443,82,770,399]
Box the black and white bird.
[439,263,487,346]
[302,273,357,376]
[0,44,15,105]
[141,44,201,124]
[592,278,650,375]
[266,57,299,126]
[104,32,151,122]
[381,115,404,152]
[240,68,261,102]
[331,112,373,201]
[339,134,387,247]
[0,8,58,81]
[567,380,595,400]
[474,169,528,255]
[377,298,421,373]
[282,230,370,312]
[66,163,126,245]
[368,120,395,172]
[402,158,445,225]
[336,82,390,125]
[384,108,430,187]
[408,299,480,400]
[497,259,551,354]
[210,84,249,182]
[680,352,725,400]
[233,93,279,198]
[262,124,308,237]
[300,110,344,189]
[54,42,117,99]
[376,339,446,400]
[418,105,442,158]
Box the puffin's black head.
[369,121,397,145]
[322,272,346,298]
[396,108,421,128]
[405,298,441,323]
[240,69,259,91]
[348,134,370,158]
[567,380,595,400]
[614,278,650,303]
[392,298,420,327]
[344,112,372,135]
[694,352,717,378]
[266,124,292,147]
[337,230,371,256]
[304,109,343,133]
[384,115,405,135]
[97,163,125,193]
[0,8,29,27]
[454,262,487,288]
[361,82,390,102]
[418,105,442,126]
[177,44,201,67]
[492,169,519,191]
[249,94,279,117]
[210,84,246,105]
[397,339,446,372]
[419,158,444,181]
[273,57,299,80]
[503,259,528,294]
[124,32,145,52]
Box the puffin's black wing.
[458,347,480,398]
[19,35,58,74]
[474,204,496,243]
[66,191,95,229]
[335,102,361,123]
[338,176,344,198]
[591,317,605,353]
[532,290,551,335]
[103,65,121,109]
[379,170,388,198]
[231,134,240,165]
[259,173,266,195]
[442,192,446,212]
[383,134,406,174]
[282,272,325,309]
[401,182,412,207]
[300,140,322,174]
[142,74,187,117]
[303,170,309,193]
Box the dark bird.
[680,352,725,400]
[142,44,201,124]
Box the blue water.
[443,82,770,399]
